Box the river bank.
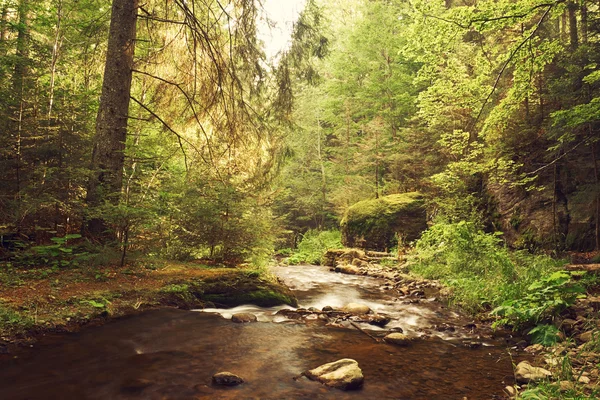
[0,260,296,352]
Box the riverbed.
[0,264,520,399]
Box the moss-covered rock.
[340,192,427,251]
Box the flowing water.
[0,265,521,400]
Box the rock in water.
[304,359,364,390]
[231,313,257,323]
[355,313,391,327]
[384,333,412,346]
[212,372,244,386]
[514,361,552,383]
[343,303,371,315]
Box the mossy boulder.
[340,192,427,251]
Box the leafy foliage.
[491,271,585,329]
[409,221,566,313]
[287,229,342,265]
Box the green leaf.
[528,324,559,346]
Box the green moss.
[0,303,34,335]
[341,192,427,251]
[203,289,296,307]
[196,272,297,307]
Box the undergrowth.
[408,221,573,321]
[287,229,342,265]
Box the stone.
[304,359,364,390]
[322,306,334,312]
[560,318,578,332]
[354,313,390,327]
[212,372,244,386]
[504,385,516,397]
[384,333,413,346]
[578,330,596,343]
[515,361,552,383]
[343,303,371,315]
[231,313,257,323]
[578,375,591,384]
[559,380,574,392]
[335,264,361,275]
[524,344,544,354]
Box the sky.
[257,0,307,61]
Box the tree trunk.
[316,117,327,229]
[568,2,578,49]
[0,4,8,45]
[86,0,138,238]
[593,141,599,251]
[12,0,29,233]
[581,4,588,44]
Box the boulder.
[304,359,364,390]
[231,313,257,323]
[384,333,412,346]
[343,303,371,315]
[340,192,427,251]
[515,361,552,383]
[212,372,244,386]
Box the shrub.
[409,221,566,314]
[287,229,342,265]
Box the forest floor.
[0,260,296,352]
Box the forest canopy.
[0,0,598,266]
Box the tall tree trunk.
[581,4,588,44]
[12,0,29,233]
[568,1,578,49]
[316,117,327,229]
[86,0,138,238]
[0,4,8,46]
[592,141,599,251]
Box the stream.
[0,265,520,399]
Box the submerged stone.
[212,372,244,386]
[304,358,364,390]
[231,313,257,323]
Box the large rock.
[515,361,552,383]
[343,303,371,315]
[340,192,427,251]
[231,313,257,323]
[212,372,244,386]
[304,359,364,390]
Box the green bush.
[492,271,585,329]
[287,229,342,265]
[409,221,566,314]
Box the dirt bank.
[0,260,296,352]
